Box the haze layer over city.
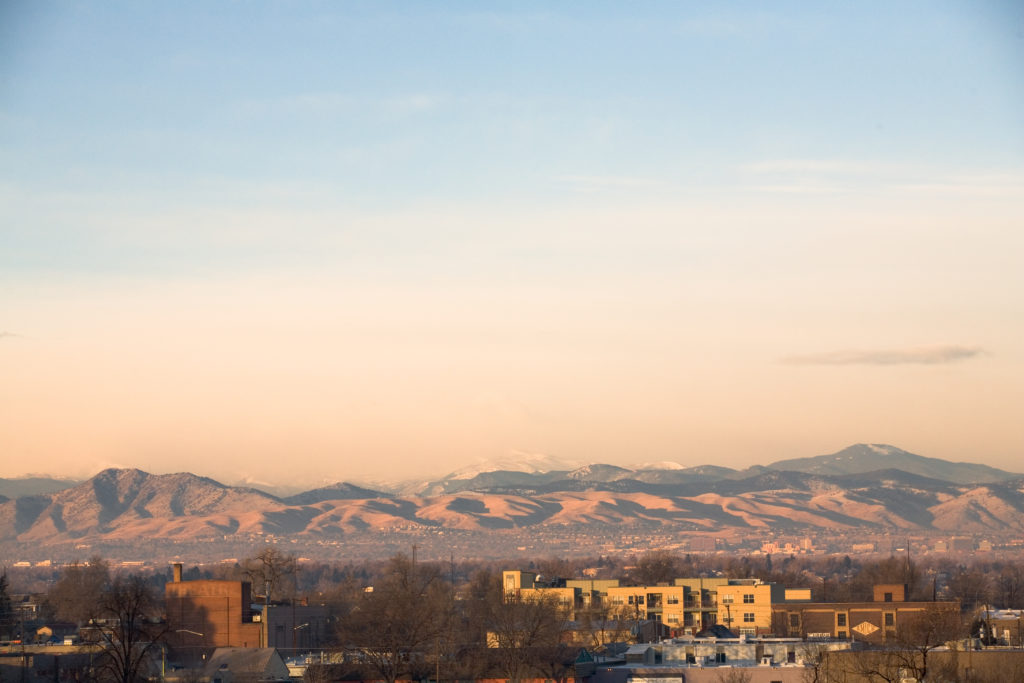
[2,2,1022,489]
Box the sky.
[1,1,1022,488]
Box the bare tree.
[486,591,568,683]
[994,564,1024,608]
[947,566,991,613]
[847,648,904,683]
[335,553,451,683]
[715,668,752,683]
[242,547,298,605]
[632,551,680,586]
[799,643,850,683]
[574,602,635,652]
[46,556,110,625]
[93,574,167,683]
[846,603,962,683]
[890,602,963,682]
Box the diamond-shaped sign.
[853,621,879,636]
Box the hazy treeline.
[8,549,1024,613]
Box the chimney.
[173,563,183,582]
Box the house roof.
[202,648,289,680]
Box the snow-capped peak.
[443,451,582,480]
[631,460,686,471]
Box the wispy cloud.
[894,172,1024,197]
[782,345,986,366]
[234,91,446,118]
[744,184,850,195]
[741,160,1024,197]
[675,17,743,36]
[0,331,22,340]
[553,175,667,193]
[741,159,880,175]
[738,158,888,195]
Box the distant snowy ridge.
[443,451,583,480]
[632,461,686,471]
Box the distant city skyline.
[2,2,1022,485]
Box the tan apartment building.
[716,579,787,636]
[502,570,782,636]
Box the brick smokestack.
[173,563,183,582]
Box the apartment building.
[502,570,782,636]
[716,580,787,636]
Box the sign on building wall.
[853,621,879,636]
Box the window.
[837,631,847,639]
[667,614,679,623]
[837,613,847,627]
[884,592,893,602]
[743,593,755,604]
[667,595,679,604]
[743,612,755,623]
[722,594,734,604]
[789,613,800,627]
[884,613,894,627]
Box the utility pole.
[263,580,271,648]
[20,607,26,683]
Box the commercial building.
[771,583,960,644]
[165,563,263,649]
[164,563,330,652]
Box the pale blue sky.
[1,1,1022,484]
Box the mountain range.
[1,444,1021,558]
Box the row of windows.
[721,593,756,604]
[789,612,896,630]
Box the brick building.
[164,563,263,649]
[164,564,331,652]
[771,583,960,643]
